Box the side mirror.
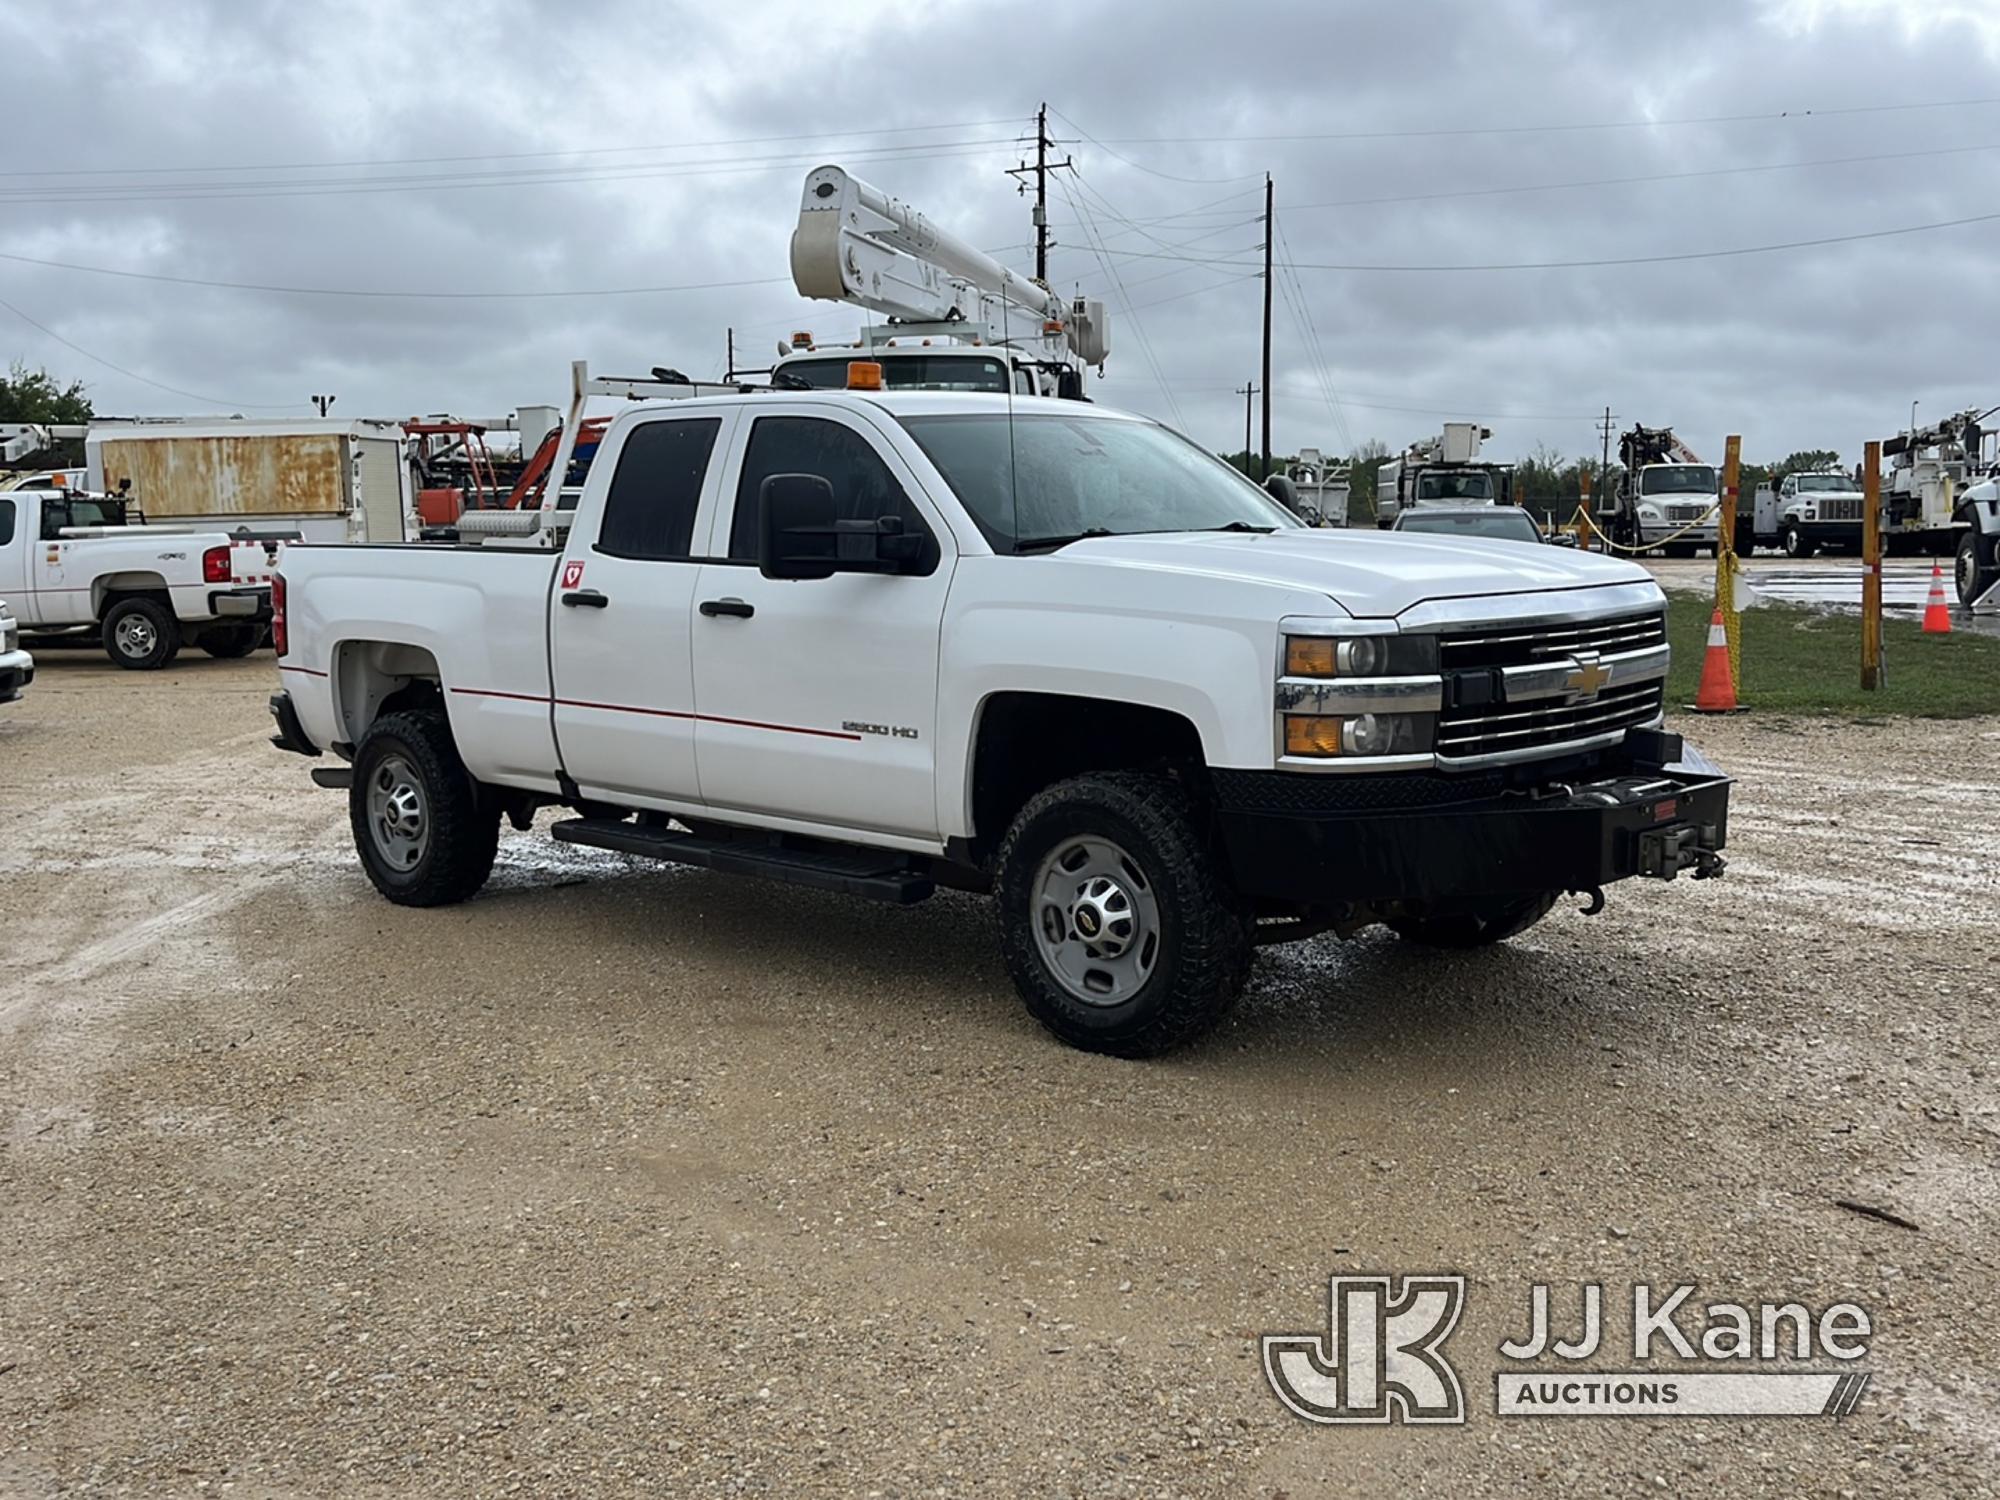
[1264,472,1301,514]
[758,472,922,579]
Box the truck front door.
[0,497,28,621]
[549,411,733,808]
[690,409,952,842]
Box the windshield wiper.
[1199,521,1277,533]
[1013,527,1115,554]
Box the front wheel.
[1387,892,1558,948]
[995,771,1251,1058]
[1959,528,1999,607]
[101,596,181,670]
[349,709,499,907]
[1782,525,1815,560]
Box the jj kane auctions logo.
[1264,1275,1873,1423]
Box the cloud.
[0,0,1995,468]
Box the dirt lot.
[3,652,1997,1498]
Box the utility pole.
[1006,104,1072,285]
[1597,406,1617,497]
[1261,173,1274,482]
[1236,381,1257,473]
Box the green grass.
[1664,593,2000,718]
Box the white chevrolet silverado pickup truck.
[269,385,1730,1056]
[0,487,275,668]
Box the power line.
[0,249,794,299]
[1089,95,2000,146]
[0,118,1024,179]
[1056,172,1190,433]
[1073,208,2000,273]
[0,139,1018,208]
[0,294,293,408]
[1048,107,1261,186]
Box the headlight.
[1283,712,1433,758]
[1283,633,1437,678]
[1638,504,1662,521]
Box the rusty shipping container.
[86,420,412,542]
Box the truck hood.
[1049,529,1655,619]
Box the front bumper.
[1216,733,1730,911]
[1639,523,1718,546]
[0,645,32,703]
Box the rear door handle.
[700,598,754,619]
[562,590,609,609]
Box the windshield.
[1414,470,1493,501]
[1640,465,1717,496]
[899,412,1300,551]
[1796,473,1855,493]
[783,355,1013,393]
[1396,509,1541,544]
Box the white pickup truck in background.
[0,486,276,668]
[269,374,1731,1057]
[0,597,31,703]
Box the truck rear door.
[688,406,953,842]
[548,409,736,807]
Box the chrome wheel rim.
[366,754,429,872]
[1031,835,1160,1006]
[1957,542,1977,601]
[115,613,156,658]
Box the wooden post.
[1718,434,1742,694]
[1862,439,1883,690]
[1578,468,1593,550]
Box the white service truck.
[0,487,275,668]
[1609,426,1719,558]
[268,371,1731,1058]
[1766,468,1868,558]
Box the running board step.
[549,818,934,904]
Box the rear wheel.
[349,709,498,906]
[101,597,181,670]
[1958,528,1999,607]
[200,623,264,658]
[995,771,1251,1058]
[1387,892,1558,948]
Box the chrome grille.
[1437,611,1666,672]
[1437,680,1664,760]
[1664,503,1710,523]
[1816,497,1863,522]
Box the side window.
[0,499,13,547]
[39,500,67,541]
[728,416,937,571]
[594,417,721,560]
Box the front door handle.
[562,589,609,609]
[700,598,755,619]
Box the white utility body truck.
[270,364,1732,1057]
[1373,424,1509,528]
[0,486,275,667]
[1766,467,1867,558]
[0,597,30,703]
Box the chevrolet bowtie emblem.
[1565,650,1612,699]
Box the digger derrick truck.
[1373,423,1511,528]
[1608,426,1719,558]
[1878,407,1998,600]
[775,165,1108,401]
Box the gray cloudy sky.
[3,0,1997,468]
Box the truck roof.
[625,390,1146,421]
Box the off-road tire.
[995,771,1252,1058]
[349,709,499,907]
[101,596,181,670]
[200,623,264,658]
[1387,891,1559,949]
[1957,528,1998,608]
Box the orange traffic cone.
[1691,607,1738,712]
[1922,562,1953,634]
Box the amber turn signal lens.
[1284,715,1343,756]
[1285,637,1338,677]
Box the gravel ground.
[2,651,1997,1497]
